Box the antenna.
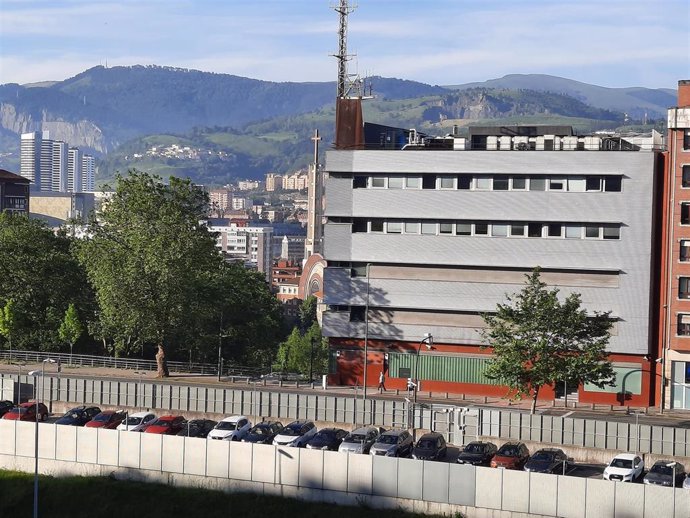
[332,0,356,99]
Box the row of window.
[350,219,621,240]
[352,174,623,193]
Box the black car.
[176,419,218,438]
[411,432,447,461]
[54,406,102,426]
[242,421,284,444]
[457,441,498,466]
[524,448,569,474]
[305,428,349,451]
[643,460,687,487]
[0,400,14,418]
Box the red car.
[85,410,127,429]
[2,402,49,422]
[490,442,531,470]
[144,415,186,435]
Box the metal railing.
[0,350,261,377]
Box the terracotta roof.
[0,169,30,183]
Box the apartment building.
[0,169,31,214]
[322,124,665,406]
[265,173,283,192]
[661,80,690,410]
[206,218,273,281]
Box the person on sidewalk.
[378,371,386,393]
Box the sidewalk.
[3,360,689,427]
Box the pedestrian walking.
[378,371,386,393]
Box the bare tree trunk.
[156,343,169,378]
[530,387,540,414]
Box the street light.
[667,461,677,515]
[411,333,433,440]
[134,371,146,410]
[28,358,56,518]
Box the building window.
[567,177,586,192]
[530,178,546,191]
[422,175,436,189]
[421,222,437,235]
[547,223,562,237]
[586,176,602,191]
[680,277,690,299]
[510,224,525,236]
[585,225,601,239]
[475,176,491,190]
[603,225,620,240]
[456,222,471,235]
[439,222,454,234]
[681,240,690,262]
[386,221,403,234]
[528,223,543,237]
[685,130,690,150]
[682,203,690,225]
[679,314,690,336]
[353,220,367,233]
[405,177,421,189]
[565,225,581,239]
[350,306,365,322]
[388,176,404,189]
[370,219,384,232]
[491,224,508,237]
[404,222,420,234]
[457,175,472,190]
[474,223,488,235]
[371,176,386,188]
[683,166,690,188]
[439,176,455,189]
[353,176,367,188]
[549,178,565,191]
[604,176,622,192]
[512,177,527,190]
[493,177,509,191]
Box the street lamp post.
[28,358,55,518]
[309,336,316,384]
[361,263,371,425]
[134,371,146,410]
[217,310,223,382]
[412,333,433,440]
[667,461,677,514]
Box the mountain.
[445,74,675,119]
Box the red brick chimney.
[678,79,690,107]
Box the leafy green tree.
[275,321,328,378]
[299,296,317,332]
[0,212,91,351]
[58,303,84,363]
[0,299,16,357]
[76,170,223,377]
[481,268,615,414]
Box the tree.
[275,321,328,377]
[481,268,615,414]
[0,299,16,357]
[299,296,317,332]
[77,171,223,377]
[58,303,83,364]
[0,212,91,351]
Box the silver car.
[370,429,413,457]
[338,426,382,454]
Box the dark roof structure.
[0,169,31,183]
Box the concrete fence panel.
[96,428,119,467]
[183,436,207,476]
[528,471,558,517]
[117,431,141,469]
[55,425,78,462]
[277,444,300,486]
[205,438,229,478]
[642,484,673,518]
[501,468,530,513]
[38,422,56,460]
[298,447,324,489]
[322,449,348,492]
[422,460,449,503]
[161,435,185,474]
[475,466,502,510]
[0,420,16,455]
[584,478,616,518]
[613,480,645,518]
[371,455,398,497]
[447,463,475,506]
[251,441,276,484]
[139,433,162,471]
[556,476,586,518]
[673,486,690,518]
[14,421,35,458]
[397,456,423,501]
[228,440,252,481]
[346,452,373,494]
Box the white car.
[603,453,644,482]
[117,411,157,432]
[272,420,317,447]
[207,415,252,441]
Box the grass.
[0,470,440,518]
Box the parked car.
[116,411,156,432]
[207,415,252,441]
[338,426,382,454]
[2,402,49,422]
[306,428,348,451]
[456,441,498,466]
[524,448,569,474]
[603,453,644,482]
[369,429,414,457]
[176,419,218,438]
[411,432,447,461]
[242,421,284,444]
[643,460,686,487]
[272,420,317,447]
[490,442,530,470]
[54,406,101,426]
[0,400,14,418]
[144,415,186,435]
[85,410,127,429]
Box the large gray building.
[322,125,664,405]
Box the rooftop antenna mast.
[333,0,355,98]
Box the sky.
[1,0,688,89]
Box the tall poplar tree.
[482,268,615,414]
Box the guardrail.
[0,350,262,378]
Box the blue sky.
[1,0,688,88]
